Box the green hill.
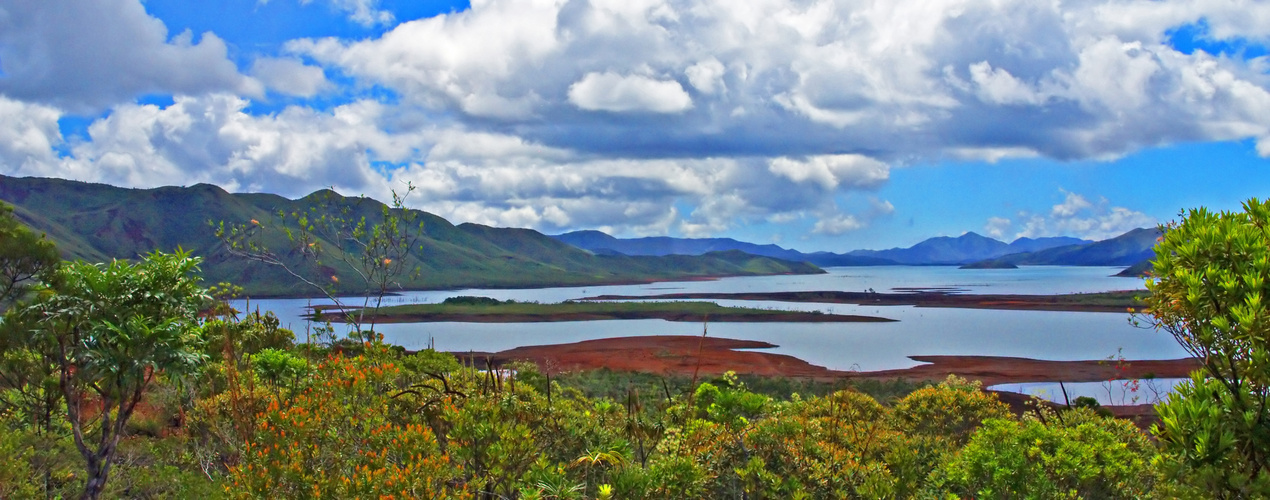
[0,175,823,297]
[1114,259,1153,277]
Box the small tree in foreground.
[1144,199,1270,496]
[0,201,59,308]
[215,185,423,338]
[10,251,209,500]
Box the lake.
[235,265,1189,372]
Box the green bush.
[931,408,1161,498]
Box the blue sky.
[1,0,1268,252]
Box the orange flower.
[331,275,339,283]
[383,258,393,265]
[250,219,259,225]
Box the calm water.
[235,266,1187,372]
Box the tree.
[1144,199,1270,496]
[9,251,210,500]
[215,185,423,338]
[0,201,59,308]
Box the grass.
[549,368,932,404]
[1041,290,1150,306]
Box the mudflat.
[456,334,1198,386]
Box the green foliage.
[549,368,927,404]
[1144,199,1270,495]
[1154,372,1270,496]
[0,201,60,308]
[0,235,1204,500]
[402,348,464,374]
[217,185,425,337]
[890,375,1011,446]
[0,427,75,498]
[3,324,1182,499]
[249,348,309,395]
[444,295,512,306]
[931,408,1161,498]
[203,309,294,359]
[6,250,210,499]
[691,372,771,426]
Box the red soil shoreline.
[450,335,1196,424]
[454,335,1200,387]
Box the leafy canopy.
[1145,199,1270,496]
[0,202,59,308]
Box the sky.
[1,0,1268,252]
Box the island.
[311,296,896,323]
[579,289,1150,313]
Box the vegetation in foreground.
[1,198,1268,498]
[314,295,893,323]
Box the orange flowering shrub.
[226,351,468,498]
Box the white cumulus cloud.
[283,0,1270,164]
[996,190,1158,241]
[813,214,865,235]
[568,72,693,113]
[0,0,257,113]
[3,0,1269,244]
[251,58,331,97]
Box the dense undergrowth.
[6,197,1270,498]
[1,311,1180,499]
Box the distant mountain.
[1005,236,1091,254]
[551,230,898,266]
[552,230,1089,266]
[846,233,1091,265]
[966,228,1163,268]
[0,175,823,297]
[553,230,807,261]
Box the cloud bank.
[984,191,1158,242]
[1,0,1268,241]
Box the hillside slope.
[0,175,823,296]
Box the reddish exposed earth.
[453,334,1195,425]
[460,335,1200,386]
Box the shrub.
[931,408,1161,498]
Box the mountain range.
[962,227,1162,268]
[552,230,1098,266]
[0,175,822,297]
[2,174,1161,298]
